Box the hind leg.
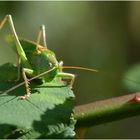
[36,25,47,49]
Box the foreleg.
[57,72,75,88]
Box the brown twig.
[74,92,140,127]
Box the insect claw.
[18,94,30,100]
[18,96,26,100]
[19,95,28,100]
[68,82,73,89]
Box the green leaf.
[0,63,76,138]
[122,63,140,92]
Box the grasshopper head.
[47,50,59,67]
[37,49,59,82]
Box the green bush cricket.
[0,15,98,99]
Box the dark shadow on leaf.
[0,124,29,139]
[32,99,75,138]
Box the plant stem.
[74,93,140,127]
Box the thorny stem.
[74,92,140,127]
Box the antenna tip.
[91,70,99,72]
[95,69,99,72]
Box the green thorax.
[20,39,59,82]
[20,40,58,81]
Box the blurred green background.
[1,1,140,138]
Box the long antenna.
[63,66,99,72]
